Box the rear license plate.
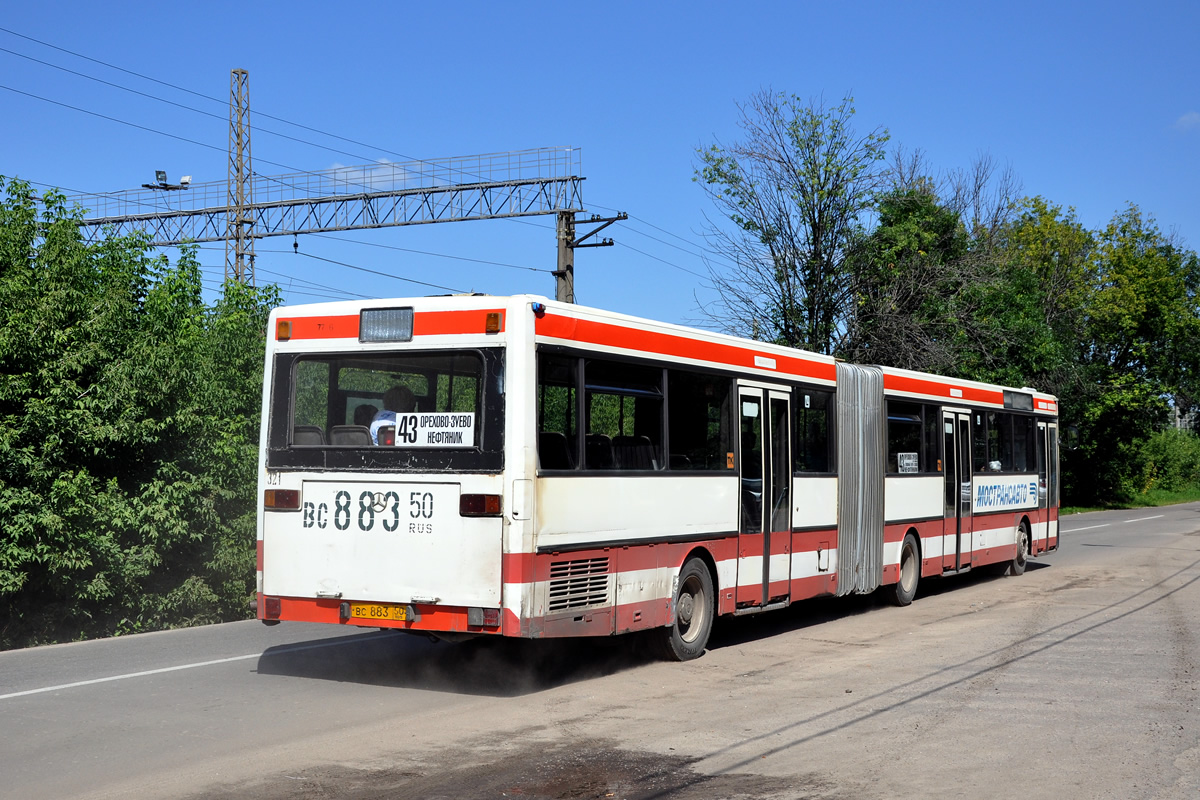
[350,603,407,622]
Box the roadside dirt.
[192,736,844,800]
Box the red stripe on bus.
[283,314,359,340]
[792,529,837,553]
[266,596,506,635]
[514,536,740,579]
[536,313,835,382]
[791,573,837,600]
[278,309,506,340]
[884,373,1004,406]
[413,309,506,335]
[256,539,263,571]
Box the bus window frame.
[265,347,505,473]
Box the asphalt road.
[3,504,1200,799]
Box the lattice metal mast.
[226,69,254,284]
[68,74,595,299]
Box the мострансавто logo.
[974,481,1037,509]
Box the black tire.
[889,533,920,607]
[655,557,715,661]
[1009,521,1030,576]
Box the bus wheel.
[1009,522,1030,576]
[656,557,714,661]
[889,533,920,607]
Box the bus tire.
[889,533,920,607]
[656,557,714,661]
[1009,521,1030,576]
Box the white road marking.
[1126,515,1164,523]
[1062,523,1111,532]
[0,635,376,701]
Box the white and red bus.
[256,294,1060,660]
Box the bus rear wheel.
[889,533,920,607]
[656,557,714,661]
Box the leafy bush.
[0,179,278,649]
[1131,428,1200,495]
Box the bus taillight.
[468,607,501,628]
[263,489,300,510]
[460,494,502,516]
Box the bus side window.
[886,400,923,473]
[795,389,832,473]
[583,358,663,471]
[973,413,989,472]
[537,354,579,470]
[667,370,731,471]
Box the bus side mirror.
[1065,425,1079,451]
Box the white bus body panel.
[534,475,738,547]
[262,479,502,607]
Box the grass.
[1061,485,1200,515]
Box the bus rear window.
[286,351,484,449]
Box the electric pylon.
[225,68,254,284]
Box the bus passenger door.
[736,386,792,607]
[942,411,973,572]
[1037,421,1049,552]
[1046,422,1059,550]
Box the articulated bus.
[256,294,1060,660]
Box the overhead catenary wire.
[0,25,429,165]
[289,251,467,294]
[1,26,721,295]
[308,233,553,274]
[0,83,399,202]
[0,44,398,167]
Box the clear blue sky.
[2,2,1196,326]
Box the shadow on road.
[256,628,656,697]
[707,558,1052,651]
[257,560,1054,697]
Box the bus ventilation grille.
[547,557,610,611]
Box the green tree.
[841,184,974,372]
[1068,205,1200,501]
[695,91,889,353]
[0,178,279,648]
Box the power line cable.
[0,83,393,200]
[290,251,467,294]
[588,199,737,269]
[614,241,709,280]
[0,45,394,166]
[0,26,577,199]
[0,25,431,167]
[309,232,554,274]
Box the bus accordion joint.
[460,493,502,516]
[263,489,300,510]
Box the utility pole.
[555,211,627,303]
[226,68,254,284]
[555,211,575,303]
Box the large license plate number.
[350,603,407,622]
[301,483,448,535]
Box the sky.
[2,1,1196,327]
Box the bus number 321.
[302,490,434,532]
